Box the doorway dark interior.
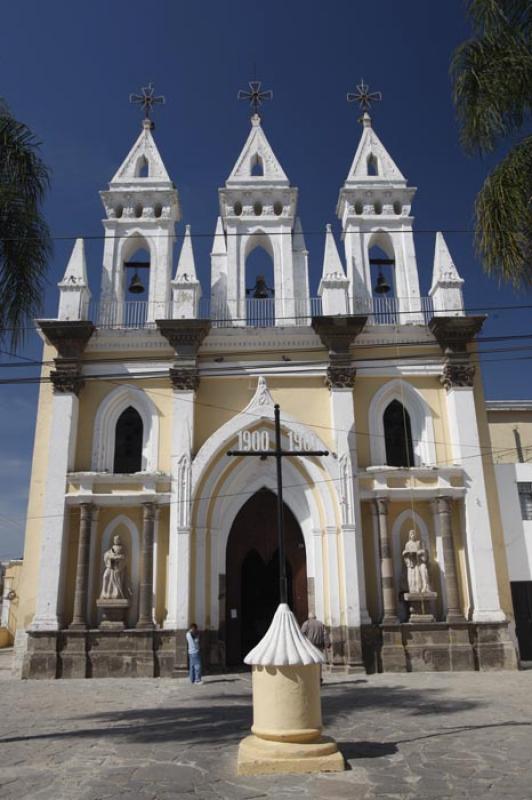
[511,581,532,661]
[225,488,308,665]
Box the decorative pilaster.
[70,503,94,630]
[31,321,94,634]
[432,497,464,622]
[430,316,506,624]
[137,503,156,629]
[157,320,209,634]
[374,498,397,624]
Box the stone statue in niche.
[100,535,129,599]
[96,534,131,629]
[402,529,437,622]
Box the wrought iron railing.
[91,296,434,330]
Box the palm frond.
[474,135,532,286]
[0,108,51,347]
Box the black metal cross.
[129,82,165,120]
[237,80,273,116]
[347,79,382,112]
[227,404,328,605]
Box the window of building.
[518,483,532,521]
[113,406,143,473]
[383,400,414,467]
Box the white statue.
[100,535,128,600]
[402,530,432,595]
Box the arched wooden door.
[225,488,308,665]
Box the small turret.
[429,232,465,316]
[318,225,349,315]
[171,226,202,319]
[58,238,91,320]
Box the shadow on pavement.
[0,682,493,749]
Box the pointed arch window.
[135,155,149,178]
[367,154,379,176]
[114,406,143,473]
[251,153,264,176]
[383,400,414,467]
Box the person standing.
[301,613,330,682]
[186,623,203,685]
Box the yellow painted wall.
[194,376,334,453]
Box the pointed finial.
[238,80,273,120]
[130,82,165,128]
[347,79,382,124]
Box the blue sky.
[0,1,530,558]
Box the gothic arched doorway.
[225,488,308,665]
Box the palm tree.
[450,0,532,286]
[0,101,52,347]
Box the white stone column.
[152,507,160,625]
[325,526,341,628]
[165,385,195,630]
[445,385,506,622]
[87,506,100,628]
[31,390,80,631]
[195,527,207,628]
[311,528,325,622]
[330,385,370,628]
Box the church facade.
[15,108,517,678]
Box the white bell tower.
[336,110,423,323]
[99,118,180,323]
[212,111,310,326]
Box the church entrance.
[225,488,308,665]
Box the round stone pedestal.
[236,604,344,775]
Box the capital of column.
[325,363,356,390]
[169,366,200,392]
[432,495,452,516]
[440,359,476,390]
[79,502,94,521]
[374,496,388,516]
[142,501,156,521]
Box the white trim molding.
[91,384,160,472]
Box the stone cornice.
[37,320,95,359]
[156,319,211,359]
[38,320,95,396]
[429,316,486,354]
[311,315,367,354]
[312,315,367,389]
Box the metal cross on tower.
[227,405,328,605]
[129,82,165,121]
[237,80,273,116]
[347,79,382,112]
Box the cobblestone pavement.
[1,662,532,800]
